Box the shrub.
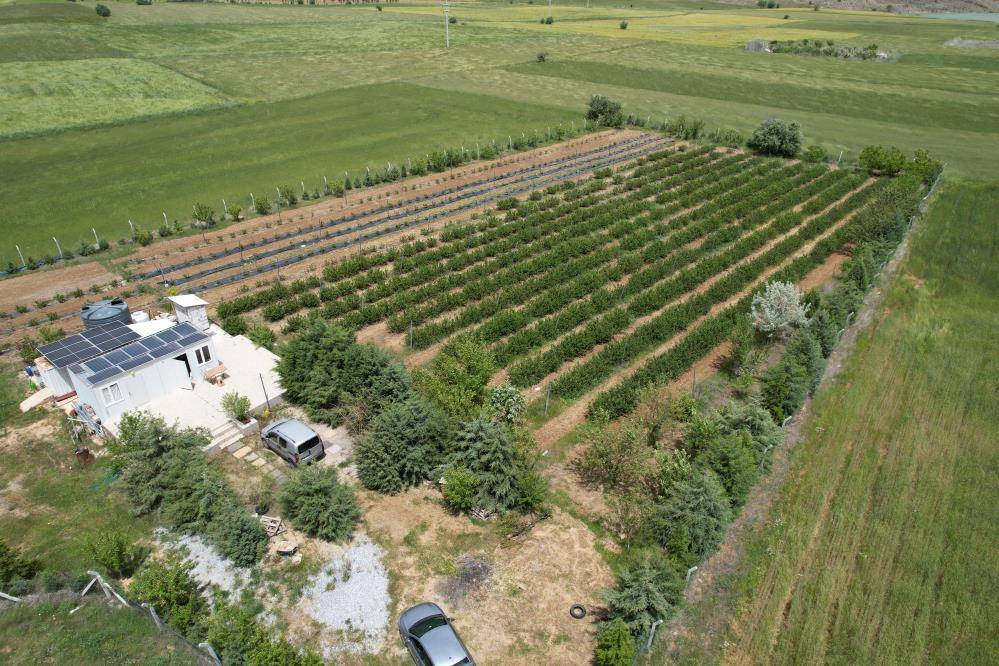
[786,327,825,392]
[278,185,298,206]
[706,126,744,148]
[130,556,206,633]
[619,20,628,29]
[666,115,705,140]
[254,196,271,215]
[859,145,906,176]
[536,51,548,62]
[221,391,251,423]
[280,466,359,543]
[586,95,624,128]
[576,419,648,490]
[448,15,457,23]
[747,118,802,157]
[650,467,731,561]
[87,530,144,578]
[222,315,249,336]
[603,555,684,638]
[751,281,809,337]
[247,325,276,350]
[192,202,216,228]
[95,3,110,16]
[442,466,477,513]
[136,0,152,5]
[595,618,636,665]
[0,538,40,585]
[803,144,828,163]
[488,384,526,425]
[415,335,494,421]
[356,397,451,493]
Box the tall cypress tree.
[451,417,521,513]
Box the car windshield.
[410,615,448,638]
[296,436,321,453]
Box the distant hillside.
[720,0,999,12]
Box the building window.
[101,382,123,406]
[195,345,212,365]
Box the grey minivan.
[399,602,474,666]
[261,418,325,466]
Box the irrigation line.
[132,134,662,284]
[185,137,670,292]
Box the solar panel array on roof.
[37,323,141,369]
[71,322,210,387]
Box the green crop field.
[663,179,999,664]
[1,0,998,263]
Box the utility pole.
[443,0,450,49]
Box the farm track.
[0,131,652,348]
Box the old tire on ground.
[569,604,586,619]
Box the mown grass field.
[1,0,998,263]
[663,179,999,664]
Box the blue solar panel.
[159,328,181,342]
[177,333,206,348]
[84,357,113,372]
[139,338,164,351]
[87,367,121,385]
[105,350,129,365]
[121,342,147,358]
[118,356,147,372]
[150,342,180,359]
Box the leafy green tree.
[441,466,477,513]
[192,202,216,228]
[95,3,111,16]
[650,468,731,560]
[130,555,206,633]
[603,555,684,638]
[747,118,802,157]
[450,417,522,513]
[254,195,271,215]
[859,145,906,176]
[586,95,625,128]
[416,335,494,421]
[595,618,636,666]
[280,466,359,543]
[488,383,526,425]
[576,418,648,490]
[356,397,451,493]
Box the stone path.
[226,439,290,484]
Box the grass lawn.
[0,81,577,265]
[660,178,999,663]
[2,1,999,263]
[0,407,151,574]
[0,600,202,665]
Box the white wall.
[40,366,74,397]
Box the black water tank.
[81,298,131,329]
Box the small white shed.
[168,294,210,332]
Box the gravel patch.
[296,535,390,655]
[154,529,251,601]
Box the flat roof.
[168,294,208,308]
[69,322,210,387]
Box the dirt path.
[659,200,924,663]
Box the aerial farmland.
[0,1,995,665]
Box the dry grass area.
[362,486,613,664]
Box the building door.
[173,353,191,377]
